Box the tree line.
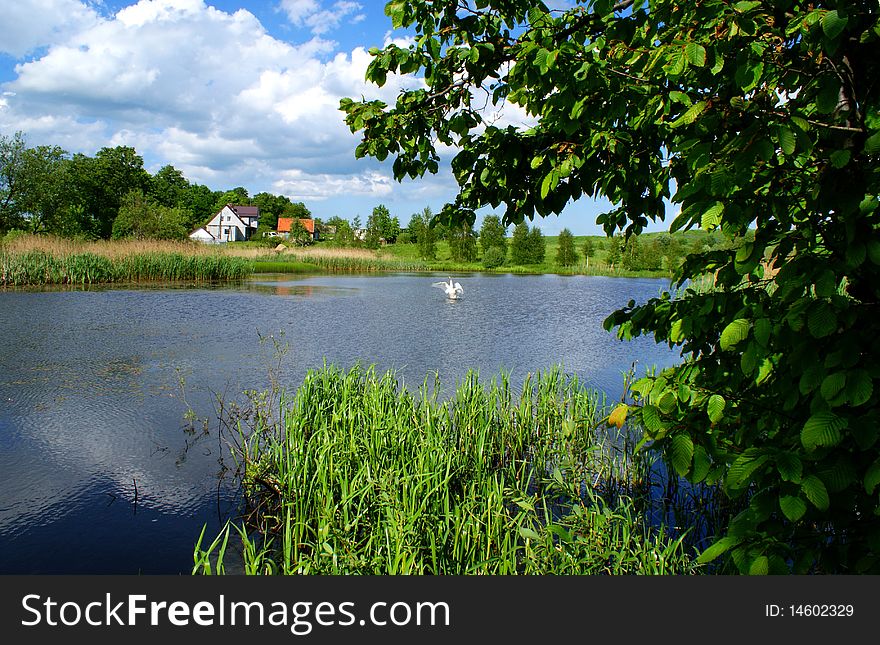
[0,131,312,241]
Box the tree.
[342,1,880,572]
[213,187,251,214]
[287,219,313,247]
[410,207,436,260]
[582,238,595,267]
[0,131,28,232]
[181,183,218,230]
[448,221,478,262]
[527,225,545,264]
[479,214,508,259]
[253,192,292,231]
[366,204,400,247]
[150,165,190,209]
[510,222,531,265]
[556,228,578,267]
[112,189,188,240]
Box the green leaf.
[776,452,803,483]
[807,302,837,338]
[776,126,796,156]
[845,369,873,406]
[821,9,848,41]
[830,149,851,168]
[728,450,769,488]
[641,404,665,434]
[670,100,707,129]
[540,170,558,199]
[756,358,774,385]
[734,0,761,11]
[748,555,769,575]
[753,318,771,347]
[865,130,880,156]
[518,526,541,540]
[801,475,830,511]
[864,460,880,494]
[696,536,738,564]
[670,434,694,476]
[720,318,750,351]
[779,495,807,521]
[801,412,847,451]
[691,445,711,483]
[700,201,724,230]
[820,371,846,402]
[707,394,726,423]
[684,43,706,67]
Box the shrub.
[482,246,505,269]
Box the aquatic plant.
[193,364,699,575]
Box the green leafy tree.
[342,0,880,572]
[448,221,478,262]
[479,214,508,259]
[112,189,188,240]
[181,183,218,230]
[527,225,545,264]
[0,131,28,232]
[287,219,314,247]
[482,245,505,269]
[556,228,578,267]
[253,192,292,231]
[16,144,69,235]
[410,207,436,260]
[327,216,355,246]
[213,187,251,214]
[150,165,190,209]
[510,222,531,265]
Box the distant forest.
[0,131,310,241]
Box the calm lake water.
[0,272,680,573]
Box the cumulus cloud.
[0,0,425,210]
[0,0,101,57]
[280,0,364,36]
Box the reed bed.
[0,235,251,286]
[194,365,698,575]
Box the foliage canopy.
[342,0,880,573]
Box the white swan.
[432,277,463,299]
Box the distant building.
[277,217,318,241]
[189,205,259,243]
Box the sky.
[0,0,669,235]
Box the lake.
[0,272,680,573]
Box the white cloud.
[0,0,423,204]
[280,0,363,36]
[273,168,392,200]
[0,0,101,57]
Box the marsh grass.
[0,235,251,285]
[193,364,699,575]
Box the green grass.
[0,250,252,286]
[298,236,671,278]
[193,364,700,575]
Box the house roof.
[230,204,259,219]
[277,218,315,234]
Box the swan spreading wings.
[432,277,463,299]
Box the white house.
[190,204,260,243]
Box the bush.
[482,246,505,269]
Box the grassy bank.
[193,364,699,575]
[0,235,252,286]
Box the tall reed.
[0,249,251,286]
[194,364,698,575]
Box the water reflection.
[0,272,680,573]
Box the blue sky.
[0,0,668,235]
